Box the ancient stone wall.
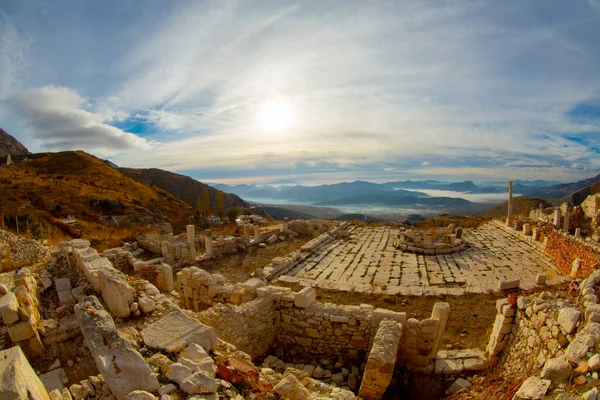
[196,297,278,359]
[543,231,600,278]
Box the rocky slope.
[119,168,249,211]
[0,127,30,156]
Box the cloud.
[505,160,554,168]
[9,86,150,156]
[1,1,600,183]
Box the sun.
[258,99,293,131]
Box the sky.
[1,0,600,185]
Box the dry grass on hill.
[481,196,557,220]
[0,151,195,247]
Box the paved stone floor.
[277,223,567,295]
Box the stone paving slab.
[278,223,566,295]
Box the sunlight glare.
[258,99,292,131]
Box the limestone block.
[54,278,72,292]
[267,234,278,244]
[98,268,135,318]
[557,307,581,334]
[273,374,310,400]
[179,371,217,395]
[7,320,36,342]
[166,363,193,384]
[535,274,547,285]
[514,376,551,399]
[124,391,157,400]
[58,290,75,305]
[371,308,407,330]
[138,298,155,314]
[74,296,159,400]
[141,309,218,353]
[589,354,600,372]
[359,319,402,400]
[445,378,471,396]
[498,279,520,291]
[0,346,51,400]
[0,292,20,325]
[540,356,572,382]
[294,287,316,308]
[39,368,66,393]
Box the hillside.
[118,168,249,212]
[0,127,29,156]
[481,196,557,219]
[0,151,195,247]
[526,173,600,199]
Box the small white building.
[207,216,221,224]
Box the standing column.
[429,302,450,358]
[186,225,196,262]
[204,230,213,257]
[283,217,289,231]
[506,180,514,226]
[242,223,250,244]
[538,203,544,222]
[254,224,261,241]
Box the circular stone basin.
[392,229,467,255]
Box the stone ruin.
[0,210,600,400]
[393,224,466,255]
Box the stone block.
[141,309,218,353]
[498,279,520,291]
[180,371,217,395]
[495,298,509,313]
[540,356,572,382]
[294,287,316,308]
[535,274,546,285]
[138,297,155,314]
[557,307,581,334]
[54,278,72,292]
[58,290,75,305]
[445,378,471,396]
[0,292,20,325]
[514,376,550,399]
[273,375,310,400]
[74,296,159,399]
[39,368,66,393]
[0,346,51,400]
[7,320,36,342]
[98,268,135,318]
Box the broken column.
[575,228,581,238]
[570,258,582,279]
[204,230,213,257]
[74,296,159,399]
[253,224,261,242]
[553,209,561,228]
[283,217,289,231]
[187,225,196,262]
[358,319,403,400]
[532,227,540,241]
[506,180,514,227]
[242,224,250,244]
[563,211,570,233]
[430,302,450,358]
[162,263,174,292]
[538,203,544,221]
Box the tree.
[216,190,224,217]
[226,207,240,221]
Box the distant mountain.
[260,206,315,220]
[525,173,600,199]
[0,127,29,156]
[210,181,427,204]
[384,180,499,193]
[314,193,470,207]
[119,168,249,211]
[481,196,557,219]
[334,214,381,222]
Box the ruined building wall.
[196,297,278,359]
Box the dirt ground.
[196,237,312,282]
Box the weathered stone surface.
[166,363,193,384]
[179,371,217,395]
[142,309,218,353]
[359,319,402,400]
[540,356,572,382]
[0,292,20,324]
[7,320,36,342]
[273,374,310,400]
[557,307,581,334]
[124,390,157,400]
[589,354,600,372]
[74,296,159,400]
[581,387,599,400]
[514,376,550,399]
[98,268,135,318]
[39,368,66,393]
[0,346,51,400]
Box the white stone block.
[535,274,546,285]
[0,292,20,325]
[514,376,550,399]
[498,279,520,291]
[557,307,581,334]
[294,287,316,308]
